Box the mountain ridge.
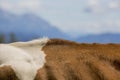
[76,33,120,43]
[0,9,69,42]
[0,9,120,43]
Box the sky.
[0,0,120,37]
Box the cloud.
[0,0,41,13]
[63,19,120,37]
[18,1,41,10]
[85,0,120,13]
[87,0,99,6]
[108,0,120,9]
[85,0,103,13]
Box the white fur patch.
[0,44,37,80]
[10,37,49,69]
[0,38,49,80]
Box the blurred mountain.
[76,33,120,43]
[0,9,69,42]
[0,9,120,43]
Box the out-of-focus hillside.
[0,9,120,43]
[76,33,120,43]
[0,9,69,43]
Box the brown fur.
[46,38,80,46]
[0,66,19,80]
[35,38,120,80]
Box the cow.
[0,38,120,80]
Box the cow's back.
[35,39,120,80]
[1,38,120,80]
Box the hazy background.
[0,0,120,43]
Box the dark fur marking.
[64,63,81,80]
[113,60,120,71]
[0,66,19,80]
[86,63,106,80]
[45,64,57,80]
[47,39,80,46]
